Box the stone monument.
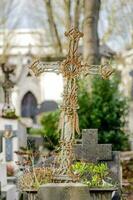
[30,28,114,176]
[29,28,116,200]
[74,129,121,185]
[0,117,26,200]
[0,157,18,200]
[0,118,27,165]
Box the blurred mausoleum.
[100,36,133,143]
[116,45,133,144]
[0,29,60,126]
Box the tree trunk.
[64,0,71,31]
[45,0,62,55]
[83,0,101,64]
[74,0,80,29]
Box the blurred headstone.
[74,129,121,185]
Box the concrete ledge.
[2,184,18,200]
[38,183,90,200]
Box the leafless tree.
[44,0,63,55]
[83,0,101,64]
[100,0,133,49]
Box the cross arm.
[29,60,61,76]
[84,63,114,79]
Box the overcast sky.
[0,0,132,52]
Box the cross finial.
[65,28,83,40]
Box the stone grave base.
[38,183,90,200]
[2,184,19,200]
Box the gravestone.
[74,129,121,185]
[0,118,27,164]
[0,118,26,200]
[74,129,112,162]
[5,138,13,161]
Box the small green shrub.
[71,162,113,188]
[2,110,18,119]
[29,111,60,150]
[78,74,129,151]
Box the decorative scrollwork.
[29,28,114,176]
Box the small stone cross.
[2,125,16,162]
[74,129,112,162]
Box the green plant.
[30,73,129,151]
[78,74,129,150]
[29,111,60,150]
[2,110,18,119]
[71,162,113,188]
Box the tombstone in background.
[0,118,26,200]
[74,129,121,186]
[27,134,43,150]
[74,129,112,162]
[0,118,27,164]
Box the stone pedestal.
[0,162,19,200]
[38,183,90,200]
[2,184,18,200]
[74,129,121,185]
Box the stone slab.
[38,183,90,200]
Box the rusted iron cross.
[29,28,113,175]
[30,28,113,141]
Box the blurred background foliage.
[78,74,129,151]
[30,73,129,151]
[30,111,60,150]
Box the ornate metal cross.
[29,28,113,176]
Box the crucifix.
[0,63,16,117]
[29,28,114,176]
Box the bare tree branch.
[64,0,71,31]
[44,0,62,55]
[73,0,81,29]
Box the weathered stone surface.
[2,184,19,200]
[73,129,121,185]
[74,129,112,162]
[38,183,90,200]
[0,118,27,163]
[107,151,121,185]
